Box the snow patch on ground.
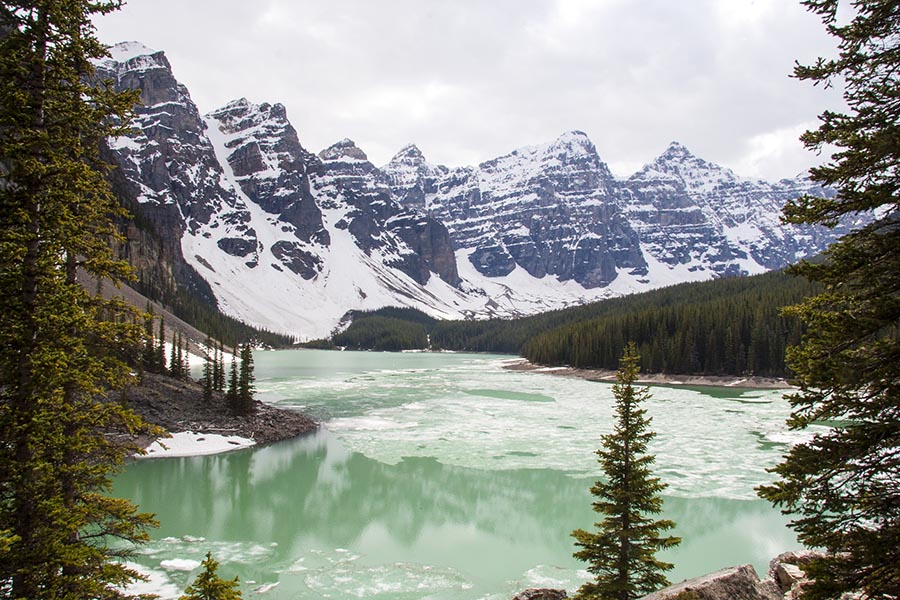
[140,431,255,459]
[121,562,181,599]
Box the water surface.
[115,350,803,599]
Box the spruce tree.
[211,340,221,393]
[215,342,226,392]
[142,304,156,372]
[179,552,242,600]
[571,343,679,600]
[180,331,191,379]
[758,2,900,598]
[236,343,255,416]
[157,316,167,374]
[226,351,239,415]
[170,331,180,378]
[202,337,214,403]
[0,2,158,597]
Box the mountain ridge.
[97,42,862,340]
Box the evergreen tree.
[157,316,167,374]
[180,331,191,379]
[571,343,680,600]
[758,2,900,598]
[226,351,239,414]
[0,2,158,597]
[170,331,180,378]
[142,304,156,372]
[211,340,221,393]
[178,552,242,600]
[236,343,255,416]
[215,342,226,392]
[202,337,214,403]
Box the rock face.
[620,142,857,277]
[313,139,460,286]
[95,42,241,304]
[641,564,782,600]
[99,41,866,338]
[385,131,647,287]
[99,43,464,338]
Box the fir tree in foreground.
[572,343,679,600]
[0,1,159,597]
[758,1,900,598]
[178,552,242,600]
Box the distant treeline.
[314,270,819,377]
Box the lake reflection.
[117,351,801,599]
[117,428,797,599]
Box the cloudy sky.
[93,0,844,181]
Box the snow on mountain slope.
[621,141,851,274]
[99,41,863,339]
[384,131,648,288]
[183,108,476,339]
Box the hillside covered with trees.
[316,269,819,378]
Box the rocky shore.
[121,372,318,450]
[513,550,825,600]
[505,358,791,390]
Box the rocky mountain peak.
[206,98,290,135]
[547,130,597,158]
[388,143,427,167]
[96,41,172,81]
[662,140,691,156]
[636,141,739,192]
[319,138,369,162]
[104,40,159,63]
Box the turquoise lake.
[113,350,804,599]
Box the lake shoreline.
[122,372,318,458]
[504,358,792,390]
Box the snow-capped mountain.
[98,42,857,339]
[384,131,647,289]
[620,141,848,276]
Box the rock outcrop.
[641,565,782,600]
[767,550,826,600]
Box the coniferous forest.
[319,269,818,378]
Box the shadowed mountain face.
[98,42,862,339]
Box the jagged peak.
[208,98,288,123]
[215,97,252,112]
[105,41,159,63]
[633,141,740,190]
[388,143,427,166]
[319,138,368,162]
[555,130,591,143]
[662,141,692,156]
[646,141,712,171]
[547,130,596,155]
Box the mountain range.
[96,42,861,340]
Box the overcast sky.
[93,0,844,181]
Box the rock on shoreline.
[121,372,317,451]
[512,551,826,600]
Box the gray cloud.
[94,0,844,180]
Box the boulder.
[512,589,568,600]
[641,564,782,600]
[767,550,827,599]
